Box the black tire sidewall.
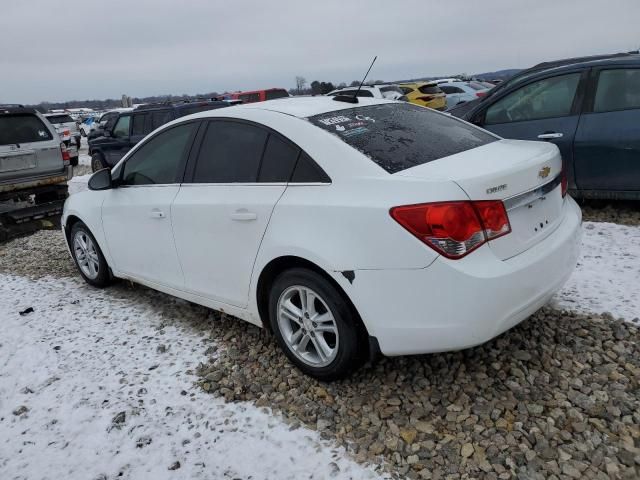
[70,222,111,288]
[268,268,362,381]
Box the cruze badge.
[486,184,507,195]
[538,166,551,179]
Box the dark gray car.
[449,52,640,200]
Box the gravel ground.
[579,200,640,226]
[1,230,639,480]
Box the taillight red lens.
[476,92,487,98]
[60,142,70,164]
[390,201,511,259]
[473,201,511,240]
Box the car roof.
[398,81,437,87]
[0,106,37,115]
[188,96,393,119]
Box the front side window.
[239,93,261,103]
[112,116,131,138]
[0,114,53,144]
[485,73,581,124]
[310,103,496,174]
[594,68,640,113]
[121,123,196,186]
[193,121,268,183]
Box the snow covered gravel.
[0,274,385,480]
[0,200,638,479]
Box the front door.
[477,72,584,184]
[573,66,640,191]
[102,122,199,288]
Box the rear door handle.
[537,132,563,140]
[150,209,166,219]
[230,210,257,221]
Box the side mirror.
[88,168,113,191]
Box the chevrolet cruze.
[62,97,581,380]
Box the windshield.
[309,103,496,174]
[45,114,74,124]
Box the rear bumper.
[0,166,73,196]
[344,197,582,356]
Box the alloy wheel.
[277,285,339,367]
[73,231,100,279]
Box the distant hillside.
[473,69,522,81]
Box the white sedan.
[62,97,581,380]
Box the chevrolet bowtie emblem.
[538,166,551,179]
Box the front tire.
[70,222,112,288]
[268,268,364,380]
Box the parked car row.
[327,79,494,110]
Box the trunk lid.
[397,139,564,259]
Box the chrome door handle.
[150,209,166,219]
[230,210,257,221]
[537,132,563,140]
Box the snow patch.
[0,274,385,480]
[552,221,640,323]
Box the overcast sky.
[2,0,638,104]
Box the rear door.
[573,66,640,191]
[0,112,61,182]
[474,71,585,185]
[172,119,296,307]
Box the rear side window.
[594,69,640,112]
[418,85,442,94]
[309,103,496,174]
[151,110,173,130]
[131,113,147,136]
[46,114,74,124]
[0,114,53,144]
[440,86,464,94]
[265,89,289,100]
[239,93,261,103]
[258,134,299,182]
[291,152,330,182]
[193,121,268,182]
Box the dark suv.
[448,52,640,200]
[88,100,229,171]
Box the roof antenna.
[333,56,377,104]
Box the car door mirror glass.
[88,168,113,191]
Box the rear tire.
[268,268,364,381]
[69,221,112,288]
[91,153,106,172]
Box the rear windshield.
[309,103,497,174]
[265,89,289,100]
[46,114,74,124]
[467,82,488,91]
[0,114,54,145]
[418,84,442,95]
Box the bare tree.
[295,76,307,95]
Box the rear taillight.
[60,142,71,165]
[475,92,487,98]
[561,168,568,198]
[390,200,511,259]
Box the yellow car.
[399,82,447,110]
